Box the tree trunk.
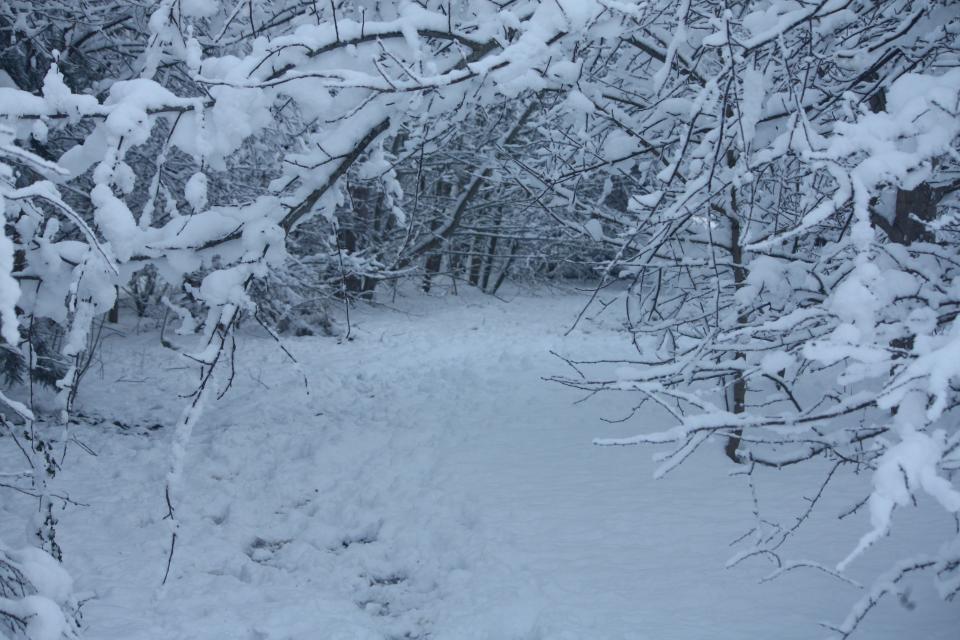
[490,240,518,295]
[868,88,943,406]
[422,253,442,292]
[480,235,499,292]
[868,88,939,246]
[337,227,364,296]
[468,235,485,286]
[725,184,748,463]
[108,287,120,324]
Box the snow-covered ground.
[2,286,957,639]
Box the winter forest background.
[1,1,959,638]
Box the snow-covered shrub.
[247,268,336,337]
[0,539,77,640]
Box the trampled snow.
[1,287,955,639]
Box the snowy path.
[3,289,956,639]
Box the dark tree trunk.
[868,88,939,247]
[490,240,518,295]
[890,184,937,245]
[422,253,442,292]
[108,287,120,324]
[338,227,364,296]
[725,181,748,463]
[468,235,485,286]
[480,235,499,292]
[867,88,945,410]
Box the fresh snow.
[1,288,955,639]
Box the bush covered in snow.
[0,540,76,640]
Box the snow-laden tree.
[547,0,960,633]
